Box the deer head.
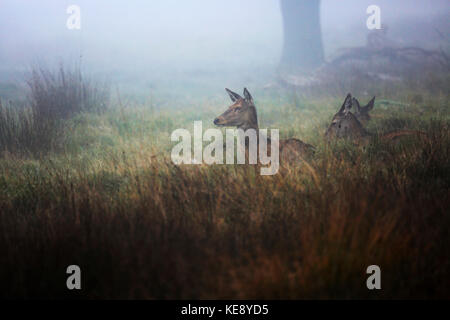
[325,93,367,140]
[214,88,258,131]
[353,96,375,125]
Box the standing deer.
[214,88,314,163]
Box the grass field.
[0,66,449,299]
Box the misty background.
[0,0,449,98]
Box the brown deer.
[214,88,314,163]
[352,96,375,125]
[325,93,426,143]
[325,93,369,141]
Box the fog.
[0,0,449,89]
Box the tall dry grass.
[0,64,108,156]
[27,64,108,120]
[0,118,448,299]
[0,68,448,299]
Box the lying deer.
[325,93,426,143]
[353,96,375,125]
[214,88,314,163]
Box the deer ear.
[225,88,242,102]
[364,96,375,112]
[352,97,361,113]
[339,93,352,114]
[243,88,253,104]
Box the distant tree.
[279,0,324,72]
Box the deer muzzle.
[214,117,224,126]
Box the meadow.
[0,65,449,299]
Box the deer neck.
[238,122,259,132]
[236,113,269,148]
[237,106,259,132]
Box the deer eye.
[234,107,241,112]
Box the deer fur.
[326,93,427,144]
[214,88,314,163]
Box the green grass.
[0,74,449,299]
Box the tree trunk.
[280,0,324,73]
